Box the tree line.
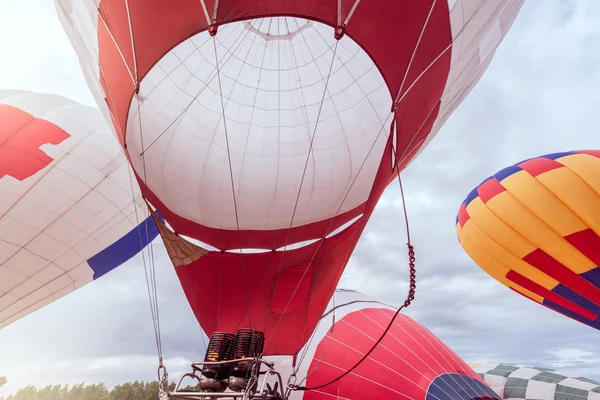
[0,380,202,400]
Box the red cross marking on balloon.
[0,104,71,181]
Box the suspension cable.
[261,38,341,343]
[290,169,416,392]
[212,35,253,328]
[122,0,166,369]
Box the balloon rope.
[212,35,253,328]
[261,38,341,344]
[291,169,416,392]
[122,0,165,367]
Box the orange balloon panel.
[457,151,600,329]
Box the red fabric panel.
[506,270,597,321]
[269,261,313,315]
[120,0,208,78]
[395,101,443,170]
[345,0,451,97]
[394,54,448,170]
[457,203,470,228]
[176,219,365,355]
[98,3,135,74]
[577,150,600,159]
[518,157,563,177]
[304,308,482,399]
[215,0,337,27]
[565,229,600,267]
[0,105,70,181]
[477,178,506,204]
[523,249,600,306]
[97,17,136,136]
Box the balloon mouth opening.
[127,15,390,233]
[174,213,364,253]
[243,17,314,41]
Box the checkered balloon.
[469,362,600,400]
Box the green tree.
[7,385,37,400]
[0,376,6,387]
[1,379,182,400]
[33,385,65,400]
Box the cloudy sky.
[1,0,600,396]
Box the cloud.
[342,0,600,379]
[0,1,94,105]
[549,348,595,361]
[1,0,600,395]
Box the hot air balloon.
[456,150,600,330]
[0,89,159,330]
[469,362,600,400]
[55,1,525,398]
[173,289,502,400]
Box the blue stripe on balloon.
[543,299,600,329]
[460,177,494,214]
[581,267,600,289]
[494,165,522,182]
[465,188,480,207]
[426,373,500,400]
[87,211,163,280]
[552,283,600,316]
[543,151,577,160]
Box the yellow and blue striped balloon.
[457,150,600,328]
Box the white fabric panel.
[418,0,525,157]
[126,18,391,231]
[561,378,600,392]
[511,367,546,380]
[590,392,600,400]
[487,374,509,397]
[0,90,147,329]
[525,380,556,400]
